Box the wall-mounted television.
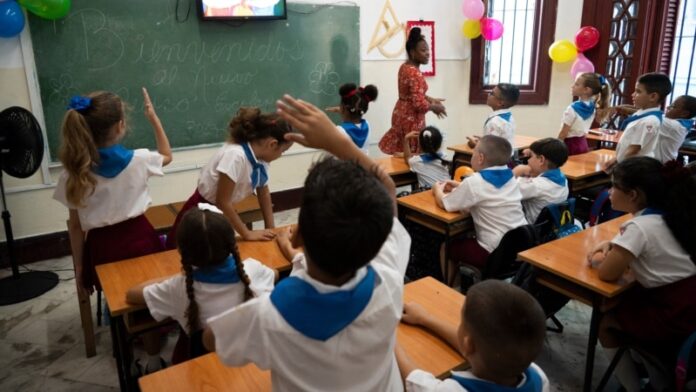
[196,0,287,21]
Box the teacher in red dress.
[378,27,447,155]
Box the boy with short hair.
[512,138,570,224]
[468,83,521,149]
[203,95,411,391]
[655,94,696,163]
[603,73,673,171]
[396,280,550,391]
[434,135,527,279]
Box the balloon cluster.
[0,0,71,39]
[460,0,504,41]
[548,26,600,79]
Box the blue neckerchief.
[676,119,695,131]
[571,100,595,120]
[94,145,134,178]
[419,152,445,163]
[484,111,512,127]
[241,143,268,189]
[479,168,514,189]
[619,111,663,131]
[451,366,543,392]
[340,120,369,148]
[641,207,664,216]
[270,266,376,341]
[192,255,241,284]
[540,168,567,187]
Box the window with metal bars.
[666,0,695,104]
[469,0,557,105]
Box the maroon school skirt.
[83,214,164,291]
[165,189,212,249]
[564,136,589,155]
[614,274,696,345]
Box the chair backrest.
[482,224,540,280]
[588,189,625,226]
[534,198,581,243]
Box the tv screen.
[196,0,287,21]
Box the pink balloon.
[571,53,595,80]
[480,18,504,40]
[462,0,485,20]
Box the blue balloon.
[0,1,25,38]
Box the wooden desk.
[144,204,179,231]
[375,156,418,188]
[96,230,293,391]
[562,149,615,193]
[138,277,466,392]
[518,214,634,392]
[586,129,621,150]
[448,134,539,168]
[397,190,472,284]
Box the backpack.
[588,188,625,226]
[677,331,696,392]
[545,198,582,238]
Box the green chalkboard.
[28,1,360,160]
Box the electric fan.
[0,106,58,305]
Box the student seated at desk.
[603,73,672,172]
[655,95,696,163]
[587,157,696,392]
[166,107,294,248]
[512,138,569,224]
[403,126,451,188]
[467,83,519,150]
[127,205,276,367]
[203,95,411,391]
[434,135,527,275]
[396,280,549,391]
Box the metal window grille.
[667,0,696,104]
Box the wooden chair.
[67,220,97,358]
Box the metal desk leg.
[110,315,127,391]
[584,297,601,392]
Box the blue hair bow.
[598,75,607,86]
[67,96,92,111]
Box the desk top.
[586,129,622,144]
[397,190,469,224]
[170,194,261,215]
[138,277,465,392]
[97,229,293,316]
[375,156,412,175]
[561,149,616,180]
[448,135,539,155]
[518,215,633,298]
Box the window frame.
[469,0,558,105]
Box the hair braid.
[182,263,200,334]
[231,242,253,301]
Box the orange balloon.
[454,166,475,181]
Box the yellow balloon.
[462,20,481,39]
[548,39,578,63]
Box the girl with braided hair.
[403,126,451,188]
[127,205,276,364]
[326,82,379,155]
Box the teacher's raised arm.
[378,27,447,156]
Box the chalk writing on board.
[309,62,340,96]
[67,9,125,71]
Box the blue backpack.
[588,188,625,227]
[546,198,582,238]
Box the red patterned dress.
[379,63,430,154]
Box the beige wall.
[0,1,582,240]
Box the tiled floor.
[0,208,619,391]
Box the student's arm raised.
[277,95,397,215]
[142,87,172,166]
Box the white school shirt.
[610,210,696,288]
[408,155,451,188]
[561,101,595,138]
[207,218,411,392]
[197,143,269,204]
[337,120,371,156]
[616,108,661,162]
[518,175,569,224]
[654,117,690,163]
[142,258,275,333]
[442,166,527,253]
[483,109,515,146]
[53,149,163,231]
[405,363,550,392]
